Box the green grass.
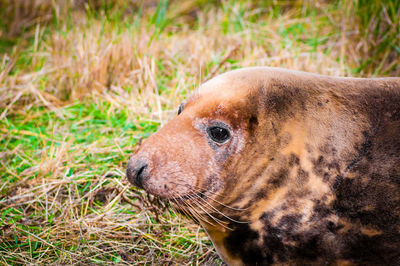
[0,0,399,264]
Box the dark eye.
[177,102,185,115]
[207,126,231,143]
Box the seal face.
[127,67,400,265]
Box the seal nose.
[126,157,148,189]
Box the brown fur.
[127,67,400,265]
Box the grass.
[0,0,399,264]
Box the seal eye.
[207,126,231,143]
[177,102,185,115]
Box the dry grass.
[0,0,399,264]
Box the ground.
[0,0,399,264]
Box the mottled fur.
[127,67,400,265]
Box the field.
[0,0,399,264]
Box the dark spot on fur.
[258,211,334,263]
[296,168,309,185]
[284,190,308,204]
[320,140,338,156]
[277,132,292,148]
[268,168,289,188]
[312,155,325,176]
[311,145,341,183]
[333,173,400,232]
[248,115,258,133]
[278,214,301,231]
[259,211,274,221]
[264,89,292,115]
[289,153,300,166]
[344,131,373,173]
[341,229,400,264]
[311,200,332,220]
[259,212,288,263]
[223,224,264,264]
[292,235,321,260]
[327,221,338,233]
[333,174,343,190]
[254,189,266,202]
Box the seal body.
[127,67,400,265]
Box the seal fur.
[127,67,400,265]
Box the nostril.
[134,164,147,189]
[126,157,148,189]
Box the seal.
[126,67,400,265]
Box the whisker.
[176,195,215,227]
[163,180,248,227]
[168,180,240,200]
[174,196,199,221]
[188,195,232,231]
[190,186,249,211]
[193,193,248,224]
[170,198,196,222]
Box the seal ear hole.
[177,102,185,115]
[207,126,231,144]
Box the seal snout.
[126,157,149,189]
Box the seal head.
[127,67,400,265]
